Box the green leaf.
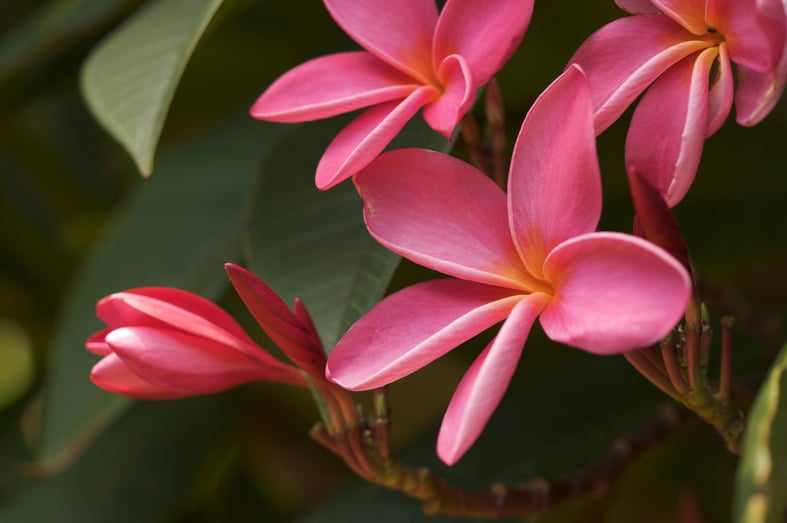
[36,116,283,467]
[244,117,450,351]
[734,342,787,523]
[80,0,223,176]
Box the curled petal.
[706,43,734,136]
[86,328,112,356]
[326,279,523,390]
[323,0,438,83]
[650,0,707,34]
[569,15,712,132]
[509,65,601,278]
[432,0,533,86]
[107,327,306,392]
[91,353,186,400]
[422,54,475,138]
[540,232,691,354]
[708,0,785,72]
[315,86,437,189]
[250,52,419,123]
[355,149,533,290]
[437,293,548,465]
[625,49,715,207]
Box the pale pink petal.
[355,149,535,290]
[97,289,257,355]
[250,52,419,123]
[86,328,112,356]
[421,54,475,138]
[569,15,713,132]
[326,279,524,390]
[315,86,437,189]
[107,327,306,391]
[436,293,549,465]
[323,0,438,83]
[615,0,660,14]
[540,232,691,354]
[508,66,600,279]
[706,43,734,135]
[91,353,185,400]
[625,49,715,207]
[708,0,785,72]
[650,0,707,34]
[432,0,533,86]
[225,263,326,375]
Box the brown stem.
[719,316,735,401]
[623,351,681,402]
[459,112,490,176]
[660,334,689,394]
[485,79,507,189]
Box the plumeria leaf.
[734,341,787,523]
[244,116,451,352]
[37,116,283,468]
[80,0,223,176]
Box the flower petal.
[86,328,112,356]
[432,0,533,86]
[650,0,707,34]
[91,353,185,400]
[107,327,306,392]
[625,48,715,207]
[508,65,601,279]
[615,0,660,14]
[355,148,533,289]
[706,43,734,135]
[326,279,523,390]
[569,15,712,132]
[436,293,549,465]
[250,52,420,123]
[708,0,786,73]
[315,86,437,189]
[323,0,438,83]
[225,263,326,376]
[421,54,475,138]
[540,232,691,354]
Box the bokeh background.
[0,0,785,521]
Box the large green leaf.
[80,0,223,176]
[37,116,282,467]
[244,118,450,351]
[734,341,787,523]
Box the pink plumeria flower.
[569,0,787,206]
[326,66,692,466]
[250,0,533,190]
[87,277,310,399]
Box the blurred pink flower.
[570,0,787,206]
[326,66,692,465]
[250,0,533,190]
[87,279,309,399]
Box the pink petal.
[615,0,660,14]
[421,54,475,138]
[432,0,533,86]
[625,48,715,207]
[436,293,549,465]
[508,65,601,279]
[650,0,708,34]
[97,288,258,356]
[706,43,734,135]
[540,232,691,354]
[326,279,524,390]
[708,0,785,73]
[86,328,112,356]
[91,353,185,400]
[354,148,535,290]
[225,263,326,375]
[250,52,420,123]
[323,0,438,83]
[315,86,437,189]
[568,15,713,133]
[107,327,306,392]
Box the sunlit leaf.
[36,116,282,468]
[244,117,450,351]
[734,342,787,523]
[81,0,223,176]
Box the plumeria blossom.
[250,0,533,190]
[86,268,316,399]
[569,0,787,206]
[326,66,692,465]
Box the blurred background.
[0,0,785,521]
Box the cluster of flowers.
[88,0,786,466]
